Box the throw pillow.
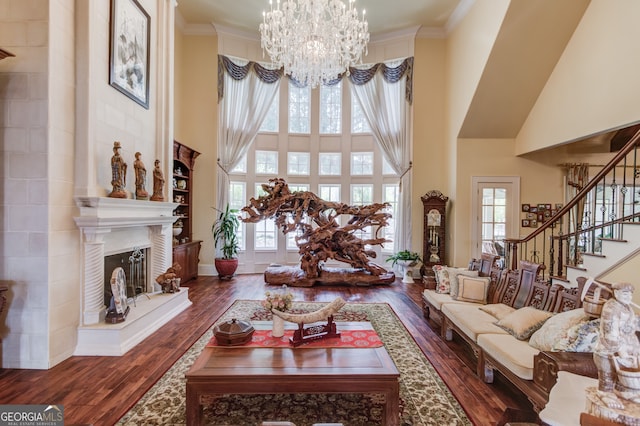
[553,318,601,352]
[433,265,451,294]
[479,303,516,320]
[528,308,589,351]
[454,276,491,304]
[495,306,554,341]
[449,268,480,298]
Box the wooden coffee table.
[185,322,400,425]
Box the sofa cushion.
[449,268,480,298]
[454,276,491,304]
[528,308,589,351]
[479,303,516,320]
[478,333,540,380]
[495,307,553,341]
[422,289,478,311]
[442,303,508,342]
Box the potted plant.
[386,250,423,283]
[212,204,240,279]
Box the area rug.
[116,301,471,426]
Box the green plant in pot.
[212,204,240,279]
[386,250,422,284]
[386,250,422,267]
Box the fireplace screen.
[104,247,148,307]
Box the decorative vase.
[214,258,239,280]
[272,314,285,338]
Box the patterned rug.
[116,301,471,426]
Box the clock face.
[110,267,128,314]
[427,209,441,227]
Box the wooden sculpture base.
[264,265,395,287]
[290,315,340,347]
[585,386,640,425]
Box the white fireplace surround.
[73,197,192,355]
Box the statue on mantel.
[586,281,640,422]
[241,178,395,287]
[150,159,165,201]
[133,152,149,200]
[108,141,128,198]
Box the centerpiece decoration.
[263,285,294,337]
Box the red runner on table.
[207,329,382,348]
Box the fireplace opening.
[104,247,149,307]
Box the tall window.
[351,152,374,175]
[351,98,371,133]
[254,184,277,250]
[320,81,341,134]
[382,184,400,251]
[259,91,279,132]
[229,182,246,250]
[319,153,341,175]
[233,80,403,272]
[288,81,310,134]
[287,152,310,175]
[256,150,278,174]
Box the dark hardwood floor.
[0,274,534,425]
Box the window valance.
[218,55,414,104]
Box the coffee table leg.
[385,382,400,426]
[186,384,203,426]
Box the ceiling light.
[259,0,369,88]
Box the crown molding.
[370,25,421,43]
[211,23,260,41]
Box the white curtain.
[217,57,281,227]
[350,59,413,252]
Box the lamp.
[259,0,369,88]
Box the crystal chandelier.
[259,0,369,88]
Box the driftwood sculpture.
[242,178,395,286]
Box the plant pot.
[396,259,418,284]
[215,258,238,280]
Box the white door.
[471,177,520,260]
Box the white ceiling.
[175,0,465,36]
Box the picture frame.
[530,220,538,228]
[109,0,150,109]
[522,204,530,212]
[521,219,530,227]
[526,213,535,220]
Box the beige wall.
[173,34,218,266]
[517,0,640,154]
[411,37,447,254]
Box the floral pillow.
[433,265,451,293]
[528,308,589,351]
[553,318,600,352]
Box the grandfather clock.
[421,190,448,280]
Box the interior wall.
[0,0,52,369]
[411,37,447,257]
[48,0,79,368]
[173,34,218,270]
[444,0,511,268]
[453,138,564,266]
[517,0,640,154]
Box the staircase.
[564,222,640,286]
[504,127,640,289]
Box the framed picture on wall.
[109,0,150,109]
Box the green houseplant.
[386,250,423,284]
[212,204,240,279]
[385,250,422,267]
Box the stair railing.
[503,128,640,282]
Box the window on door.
[471,177,520,261]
